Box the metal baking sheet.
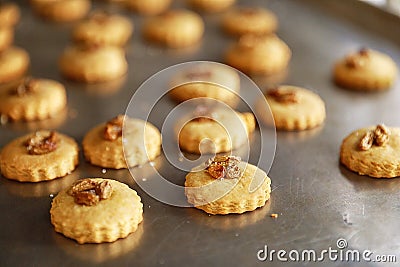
[1,0,400,266]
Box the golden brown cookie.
[333,48,398,91]
[50,178,143,244]
[0,27,13,53]
[169,63,240,107]
[222,7,278,36]
[72,11,133,47]
[225,34,291,75]
[59,44,128,83]
[188,0,235,13]
[0,46,30,84]
[178,108,255,154]
[0,77,67,121]
[30,0,91,22]
[0,3,20,27]
[143,9,204,48]
[340,124,400,178]
[126,0,171,15]
[0,130,79,182]
[257,85,326,131]
[83,115,161,169]
[185,156,271,215]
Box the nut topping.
[345,48,370,69]
[373,124,390,146]
[266,87,298,104]
[10,77,38,96]
[68,179,113,206]
[25,131,58,155]
[104,115,125,141]
[205,155,242,179]
[359,124,390,151]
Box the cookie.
[50,178,143,244]
[30,0,91,22]
[340,124,400,178]
[83,115,161,169]
[333,48,398,91]
[126,0,171,15]
[0,46,30,84]
[0,27,13,52]
[59,44,128,83]
[0,130,79,182]
[0,3,21,27]
[178,107,255,154]
[222,7,278,36]
[143,9,204,48]
[188,0,235,13]
[0,77,67,121]
[257,85,326,131]
[169,62,240,106]
[185,156,271,215]
[225,34,291,75]
[72,11,133,47]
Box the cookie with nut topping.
[59,44,128,83]
[225,34,291,75]
[222,7,278,36]
[0,130,79,182]
[0,77,67,122]
[169,62,240,107]
[30,0,91,22]
[340,124,400,178]
[185,156,271,215]
[0,46,30,84]
[126,0,171,15]
[72,11,133,47]
[333,48,398,91]
[143,9,204,48]
[82,115,161,169]
[178,106,255,154]
[188,0,235,13]
[50,178,143,244]
[256,85,326,131]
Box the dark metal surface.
[1,0,400,266]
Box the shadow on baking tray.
[52,223,144,264]
[339,164,400,193]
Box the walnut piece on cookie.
[50,178,143,244]
[340,124,400,178]
[83,115,161,169]
[333,47,398,91]
[0,130,79,182]
[185,156,271,215]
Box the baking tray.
[1,0,400,266]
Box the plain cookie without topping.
[188,0,236,13]
[30,0,91,22]
[0,46,30,84]
[126,0,171,15]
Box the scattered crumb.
[270,213,278,218]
